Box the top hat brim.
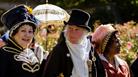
[64,21,91,32]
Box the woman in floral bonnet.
[92,24,131,77]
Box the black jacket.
[41,33,105,77]
[0,37,40,77]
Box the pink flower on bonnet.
[0,39,6,48]
[92,24,117,53]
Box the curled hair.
[12,22,36,36]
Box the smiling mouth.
[22,38,30,42]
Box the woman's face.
[65,25,87,44]
[13,24,34,48]
[109,34,121,54]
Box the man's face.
[66,25,87,44]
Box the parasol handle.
[46,0,48,3]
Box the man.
[41,9,105,77]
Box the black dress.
[0,37,40,77]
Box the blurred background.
[0,0,138,24]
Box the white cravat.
[66,36,91,77]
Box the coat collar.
[2,37,23,54]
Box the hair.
[12,22,36,36]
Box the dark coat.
[0,37,40,77]
[41,33,105,77]
[131,58,138,77]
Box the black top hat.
[1,4,39,30]
[64,9,91,31]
